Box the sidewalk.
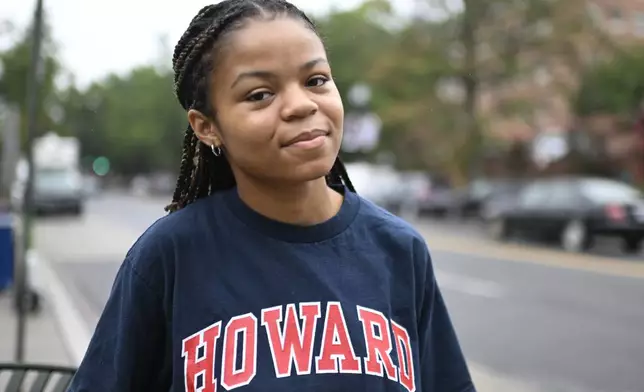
[0,289,72,365]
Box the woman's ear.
[188,109,223,148]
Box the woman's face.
[192,17,344,187]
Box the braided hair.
[166,0,355,213]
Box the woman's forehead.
[217,18,325,72]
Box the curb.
[30,250,90,366]
[420,230,644,279]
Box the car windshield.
[35,169,80,191]
[580,179,642,204]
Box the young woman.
[68,0,475,391]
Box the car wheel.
[622,236,643,254]
[70,203,83,216]
[560,219,592,252]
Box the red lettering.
[220,314,258,390]
[182,303,416,390]
[357,306,398,380]
[261,303,322,377]
[391,320,416,392]
[182,321,221,392]
[315,302,361,374]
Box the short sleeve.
[67,242,172,391]
[417,244,476,392]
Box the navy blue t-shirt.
[68,186,475,392]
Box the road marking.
[423,232,644,279]
[31,250,91,365]
[468,363,541,392]
[435,269,506,298]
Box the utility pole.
[0,103,20,200]
[15,0,44,362]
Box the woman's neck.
[234,177,344,226]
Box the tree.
[64,67,185,176]
[574,49,644,118]
[424,0,616,181]
[0,12,61,148]
[367,19,463,174]
[572,48,644,184]
[314,0,398,162]
[316,0,395,99]
[317,1,486,179]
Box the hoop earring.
[211,144,222,156]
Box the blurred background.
[1,0,644,391]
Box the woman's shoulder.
[124,195,219,274]
[352,195,433,287]
[135,199,207,245]
[354,194,426,244]
[351,195,431,266]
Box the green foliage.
[1,0,635,183]
[59,68,185,176]
[574,49,644,117]
[0,14,60,148]
[315,2,396,108]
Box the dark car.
[451,178,524,219]
[488,176,644,253]
[479,180,526,222]
[383,171,431,217]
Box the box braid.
[166,0,355,213]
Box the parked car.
[12,166,85,215]
[344,162,401,210]
[448,179,491,218]
[448,178,525,220]
[33,167,85,215]
[488,176,644,253]
[479,179,526,222]
[382,171,430,217]
[416,176,453,218]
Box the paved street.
[415,217,644,260]
[34,192,644,392]
[436,252,644,392]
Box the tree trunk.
[461,0,481,180]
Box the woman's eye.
[307,76,329,87]
[246,91,273,102]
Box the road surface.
[34,192,644,392]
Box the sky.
[0,0,458,88]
